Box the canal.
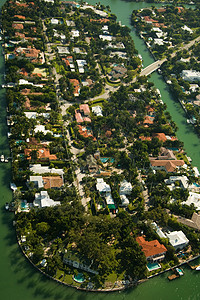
[1,0,200,299]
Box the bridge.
[140,58,167,76]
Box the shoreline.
[16,228,200,292]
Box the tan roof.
[152,133,167,142]
[136,236,167,258]
[43,176,64,189]
[150,159,185,172]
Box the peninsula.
[2,0,200,291]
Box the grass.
[33,67,47,77]
[175,152,190,164]
[105,78,121,87]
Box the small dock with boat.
[187,262,200,270]
[168,267,184,281]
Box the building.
[120,194,129,207]
[29,164,64,176]
[86,155,99,173]
[164,175,189,190]
[33,191,60,208]
[119,180,132,195]
[92,105,103,117]
[69,79,80,96]
[182,192,200,210]
[177,212,200,232]
[63,249,98,275]
[136,236,167,262]
[181,70,200,82]
[24,148,57,161]
[29,175,44,189]
[166,231,189,250]
[158,147,176,160]
[150,159,185,173]
[96,178,111,195]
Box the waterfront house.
[29,164,64,176]
[164,175,189,190]
[33,191,60,208]
[165,231,189,250]
[182,192,200,210]
[136,236,167,262]
[181,70,200,82]
[150,159,185,173]
[63,249,99,275]
[24,148,57,161]
[96,178,111,195]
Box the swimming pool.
[73,273,85,283]
[193,182,200,187]
[100,157,115,163]
[147,262,161,271]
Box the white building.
[92,106,103,117]
[182,25,193,34]
[30,164,64,176]
[166,230,189,250]
[120,194,129,207]
[119,180,132,195]
[96,178,111,195]
[181,70,200,82]
[34,191,60,208]
[183,192,200,210]
[71,30,79,38]
[164,175,189,190]
[77,59,87,73]
[24,112,50,119]
[99,35,113,41]
[51,18,59,25]
[34,125,53,135]
[57,46,70,55]
[29,176,44,189]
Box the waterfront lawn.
[175,153,190,165]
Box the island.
[2,0,200,292]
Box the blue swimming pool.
[100,157,115,163]
[147,262,161,271]
[73,273,85,283]
[193,182,200,187]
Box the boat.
[4,158,8,163]
[1,154,4,162]
[5,202,9,211]
[176,268,184,276]
[196,266,200,271]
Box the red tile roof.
[152,133,167,142]
[12,23,24,30]
[69,79,80,96]
[14,15,26,20]
[79,104,90,115]
[136,236,167,259]
[43,176,64,189]
[150,159,185,172]
[24,148,57,161]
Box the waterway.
[1,0,200,299]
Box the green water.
[1,0,200,299]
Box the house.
[96,178,111,195]
[51,18,59,25]
[34,125,53,135]
[158,147,176,160]
[14,15,26,20]
[165,231,189,250]
[86,155,99,173]
[71,30,79,38]
[29,164,64,176]
[79,104,90,116]
[120,194,129,207]
[164,175,189,190]
[42,176,64,189]
[119,180,132,195]
[29,175,44,189]
[63,249,98,275]
[12,23,24,30]
[143,115,154,126]
[69,79,80,96]
[150,159,185,173]
[182,192,200,210]
[181,70,200,82]
[136,236,167,262]
[57,46,70,55]
[92,105,103,117]
[24,148,57,161]
[34,191,60,208]
[77,125,96,140]
[76,59,87,73]
[152,133,167,142]
[105,193,115,209]
[177,212,200,232]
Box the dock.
[187,262,200,270]
[168,273,179,281]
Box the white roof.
[66,20,75,27]
[182,25,193,33]
[183,192,200,210]
[105,193,114,205]
[57,46,70,54]
[151,222,167,239]
[51,18,59,25]
[193,167,200,177]
[81,5,108,17]
[92,106,103,117]
[24,112,50,119]
[34,125,52,135]
[77,59,87,67]
[34,191,60,208]
[99,35,113,41]
[120,194,129,206]
[30,164,64,176]
[119,180,132,195]
[165,175,188,189]
[166,231,189,248]
[71,30,79,37]
[96,178,111,193]
[29,176,44,188]
[154,38,164,45]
